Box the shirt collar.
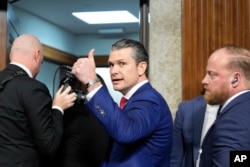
[10,62,33,78]
[124,80,148,100]
[220,90,250,112]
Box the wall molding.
[43,44,108,67]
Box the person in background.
[170,90,219,167]
[199,45,250,167]
[71,38,173,167]
[56,74,110,167]
[0,34,76,167]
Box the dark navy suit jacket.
[200,91,250,167]
[85,82,173,167]
[170,95,206,167]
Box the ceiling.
[11,0,140,35]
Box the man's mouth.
[112,78,122,83]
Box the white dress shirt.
[196,104,219,167]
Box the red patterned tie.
[119,97,128,110]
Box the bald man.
[0,34,76,167]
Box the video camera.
[61,66,86,104]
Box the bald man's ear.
[33,50,40,63]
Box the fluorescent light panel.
[72,10,139,24]
[98,28,124,34]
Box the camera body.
[61,68,86,104]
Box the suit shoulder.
[18,76,45,85]
[180,95,204,105]
[12,76,49,92]
[138,83,165,99]
[177,95,206,114]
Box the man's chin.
[113,85,121,91]
[204,94,214,104]
[205,96,219,105]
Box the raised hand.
[71,49,97,84]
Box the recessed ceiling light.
[72,10,139,24]
[98,28,124,34]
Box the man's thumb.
[88,49,95,62]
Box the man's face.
[108,47,141,95]
[202,49,232,105]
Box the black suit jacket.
[0,64,63,167]
[53,103,110,167]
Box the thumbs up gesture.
[71,49,98,85]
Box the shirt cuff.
[86,85,103,101]
[52,105,64,115]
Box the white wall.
[96,68,122,103]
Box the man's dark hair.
[111,38,149,77]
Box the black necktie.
[217,105,222,117]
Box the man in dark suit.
[71,38,173,167]
[199,45,250,167]
[170,95,219,167]
[0,34,76,167]
[170,95,206,167]
[61,104,110,167]
[54,74,110,167]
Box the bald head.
[10,34,42,58]
[214,46,250,81]
[10,34,44,78]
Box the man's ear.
[138,61,147,76]
[231,72,241,87]
[33,50,40,62]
